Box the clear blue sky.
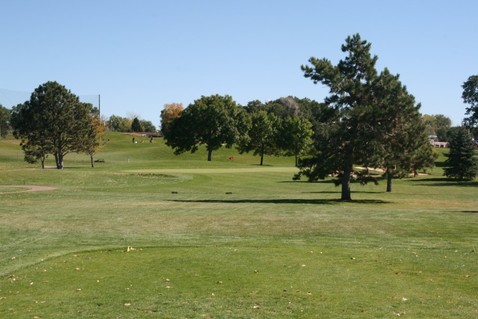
[1,0,476,127]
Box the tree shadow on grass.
[169,198,389,205]
[462,211,478,214]
[409,178,478,187]
[302,190,385,194]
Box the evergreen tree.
[298,34,431,199]
[444,127,477,180]
[131,117,143,132]
[366,68,435,192]
[10,81,97,169]
[298,34,379,201]
[462,75,478,138]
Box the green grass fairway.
[0,133,477,318]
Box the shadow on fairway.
[410,178,478,187]
[169,198,389,205]
[302,190,385,194]
[462,210,478,214]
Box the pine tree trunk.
[207,149,212,162]
[341,170,352,201]
[90,154,94,168]
[341,149,353,201]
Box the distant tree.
[276,115,313,166]
[10,81,97,169]
[443,127,477,180]
[236,110,278,166]
[77,115,106,168]
[160,103,183,136]
[108,115,132,132]
[164,95,241,161]
[131,117,143,132]
[422,114,437,136]
[0,104,10,138]
[422,114,452,141]
[266,96,301,118]
[462,75,478,138]
[140,120,156,133]
[435,114,452,141]
[244,100,266,114]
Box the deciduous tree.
[164,95,242,161]
[140,120,156,133]
[161,103,183,137]
[77,115,106,168]
[108,115,132,132]
[422,114,452,141]
[236,110,278,166]
[276,115,313,167]
[0,104,10,138]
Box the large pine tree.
[299,34,379,201]
[11,81,97,169]
[298,34,432,200]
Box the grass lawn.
[0,133,477,318]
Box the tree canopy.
[0,104,10,138]
[131,117,143,132]
[10,81,99,169]
[236,110,277,166]
[444,127,477,180]
[422,114,452,141]
[368,69,435,192]
[462,75,478,137]
[164,95,244,161]
[160,103,183,137]
[298,34,380,201]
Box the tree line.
[161,96,317,164]
[1,34,477,198]
[160,34,477,200]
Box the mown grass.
[0,133,477,318]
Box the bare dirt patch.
[0,185,57,194]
